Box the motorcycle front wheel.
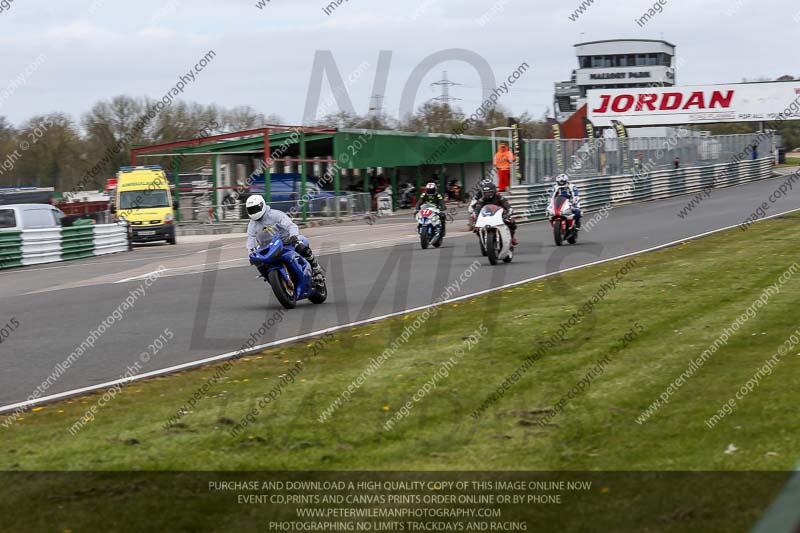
[420,227,429,249]
[268,270,297,309]
[487,230,500,265]
[553,222,564,246]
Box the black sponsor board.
[0,471,794,532]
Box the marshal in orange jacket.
[494,146,516,170]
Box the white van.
[0,204,65,231]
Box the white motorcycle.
[474,204,513,265]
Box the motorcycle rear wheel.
[432,229,443,248]
[308,281,328,304]
[268,270,297,309]
[478,233,488,256]
[567,231,578,245]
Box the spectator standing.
[494,143,515,192]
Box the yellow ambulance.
[114,166,177,245]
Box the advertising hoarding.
[588,82,800,126]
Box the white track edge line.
[2,206,799,415]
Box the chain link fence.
[522,133,776,184]
[176,192,373,223]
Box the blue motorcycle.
[416,203,444,249]
[249,237,328,309]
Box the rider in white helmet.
[417,182,447,236]
[245,195,324,281]
[551,174,582,228]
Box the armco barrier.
[61,225,96,261]
[0,223,129,270]
[93,224,130,256]
[0,231,23,270]
[508,158,774,222]
[20,228,63,266]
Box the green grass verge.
[3,215,800,472]
[775,157,800,168]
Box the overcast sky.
[0,0,797,127]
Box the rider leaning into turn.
[551,174,582,229]
[245,195,324,282]
[473,181,518,246]
[416,182,447,237]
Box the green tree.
[81,96,154,184]
[401,102,465,133]
[14,113,83,190]
[317,110,364,128]
[0,116,18,186]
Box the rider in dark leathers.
[471,178,495,203]
[473,182,518,246]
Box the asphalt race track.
[1,173,799,409]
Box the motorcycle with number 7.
[416,203,444,249]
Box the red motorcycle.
[547,195,578,246]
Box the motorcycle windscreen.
[481,205,502,217]
[552,196,569,216]
[259,239,284,261]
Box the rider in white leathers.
[245,195,324,281]
[551,174,582,229]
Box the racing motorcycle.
[416,203,444,249]
[474,204,513,265]
[547,195,579,246]
[249,237,327,309]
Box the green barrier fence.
[60,226,96,261]
[0,231,23,270]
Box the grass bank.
[2,216,800,472]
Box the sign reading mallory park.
[589,71,655,80]
[588,81,800,127]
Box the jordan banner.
[588,81,800,126]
